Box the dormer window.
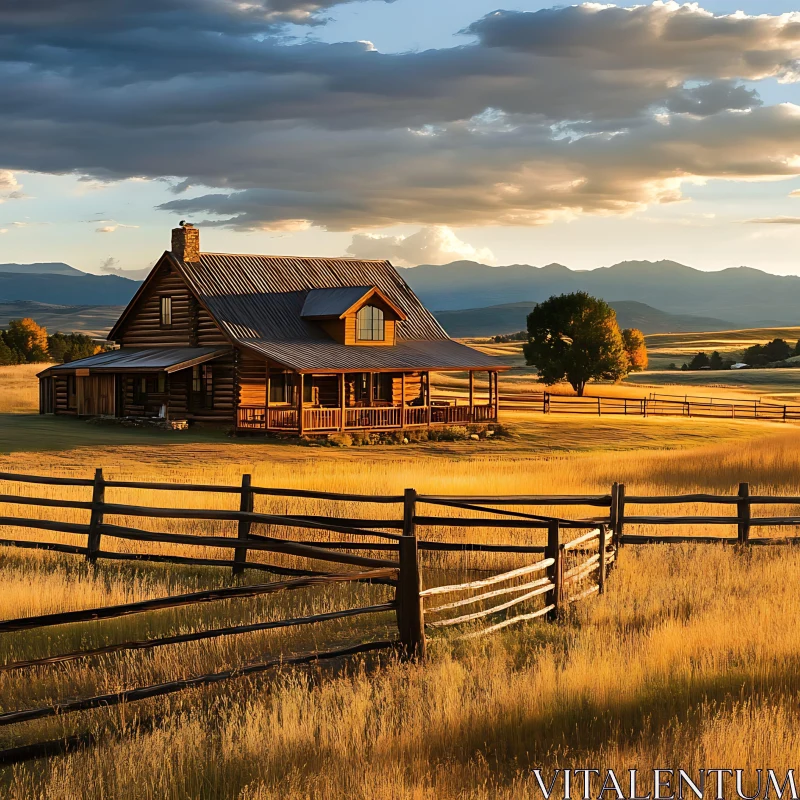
[357,305,385,342]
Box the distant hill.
[0,272,141,306]
[0,262,88,276]
[0,301,124,338]
[435,300,733,338]
[402,260,800,328]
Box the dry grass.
[0,364,45,414]
[3,366,800,796]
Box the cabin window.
[356,305,385,342]
[191,365,213,408]
[160,296,173,327]
[157,373,167,394]
[134,377,148,405]
[355,373,369,404]
[373,373,392,403]
[269,372,297,404]
[303,379,313,405]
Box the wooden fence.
[5,470,800,761]
[0,471,609,757]
[434,391,800,421]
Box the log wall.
[115,262,228,348]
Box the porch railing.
[345,406,402,429]
[236,404,496,431]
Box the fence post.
[397,488,425,661]
[598,524,607,594]
[737,482,751,546]
[86,467,105,564]
[609,483,619,548]
[617,483,626,548]
[545,520,562,620]
[233,473,254,575]
[597,397,601,417]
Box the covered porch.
[236,368,500,434]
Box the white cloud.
[99,256,153,280]
[94,221,139,233]
[0,171,25,203]
[347,226,496,266]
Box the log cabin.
[38,224,508,435]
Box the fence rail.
[3,469,800,761]
[434,390,800,422]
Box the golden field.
[2,363,800,797]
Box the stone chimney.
[171,222,200,262]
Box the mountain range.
[435,300,732,338]
[0,268,140,306]
[0,258,798,336]
[401,260,800,328]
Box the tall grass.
[3,430,800,796]
[0,364,44,414]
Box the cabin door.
[76,375,116,416]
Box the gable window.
[356,305,385,342]
[160,296,173,327]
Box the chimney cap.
[178,220,194,228]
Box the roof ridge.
[199,252,391,263]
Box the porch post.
[426,371,432,427]
[297,372,304,435]
[339,372,346,431]
[469,370,474,422]
[401,372,406,429]
[265,359,271,431]
[493,371,499,420]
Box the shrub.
[428,426,470,442]
[327,433,353,447]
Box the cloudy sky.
[3,0,800,276]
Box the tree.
[4,318,49,362]
[764,338,792,363]
[622,328,648,372]
[686,352,710,370]
[523,292,630,396]
[0,336,16,366]
[709,351,724,370]
[47,332,101,363]
[744,338,792,367]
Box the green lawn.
[0,414,228,456]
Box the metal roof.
[105,250,506,373]
[300,286,373,319]
[176,252,449,343]
[240,338,506,373]
[44,347,229,374]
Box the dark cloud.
[0,0,389,30]
[1,2,800,230]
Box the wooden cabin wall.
[315,375,339,406]
[116,263,228,348]
[191,355,235,423]
[237,352,267,407]
[392,372,422,405]
[53,375,75,415]
[197,305,229,347]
